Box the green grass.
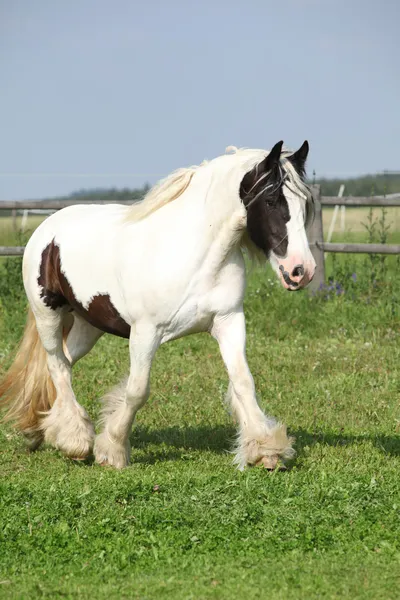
[322,206,400,234]
[0,216,44,246]
[1,238,400,598]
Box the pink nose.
[278,255,316,290]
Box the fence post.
[12,209,17,232]
[308,184,325,292]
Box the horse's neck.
[130,161,245,264]
[181,165,246,273]
[190,162,244,229]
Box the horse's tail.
[0,308,56,448]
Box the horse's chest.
[160,299,213,343]
[161,263,246,343]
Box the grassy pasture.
[0,209,399,599]
[322,206,400,235]
[0,215,45,247]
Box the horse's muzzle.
[278,260,315,291]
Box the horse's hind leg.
[63,312,103,366]
[36,310,101,458]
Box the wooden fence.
[1,189,400,291]
[307,186,400,291]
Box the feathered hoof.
[234,423,295,470]
[57,439,94,460]
[94,432,130,469]
[45,426,94,460]
[23,430,45,452]
[256,455,287,471]
[41,403,95,459]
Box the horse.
[0,140,316,470]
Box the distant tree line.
[314,173,400,197]
[68,184,150,202]
[2,173,400,209]
[51,173,400,201]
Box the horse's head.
[240,140,316,290]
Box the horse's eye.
[265,200,277,210]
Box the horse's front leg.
[94,323,160,469]
[211,311,295,470]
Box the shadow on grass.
[130,424,236,463]
[293,427,400,457]
[129,424,400,464]
[5,424,398,468]
[131,424,235,450]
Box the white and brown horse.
[0,141,315,470]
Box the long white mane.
[126,145,312,224]
[126,162,207,222]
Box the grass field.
[0,211,399,599]
[322,206,400,234]
[0,216,45,247]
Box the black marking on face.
[244,189,290,257]
[240,141,290,258]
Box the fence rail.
[319,242,400,254]
[0,199,135,210]
[0,246,25,256]
[307,185,400,291]
[320,195,400,207]
[1,192,400,289]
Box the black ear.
[287,140,309,176]
[240,140,283,206]
[258,140,284,174]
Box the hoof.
[256,455,287,471]
[24,431,44,452]
[235,423,295,471]
[55,436,94,460]
[96,454,128,469]
[41,404,95,459]
[94,432,130,469]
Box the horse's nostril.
[291,264,304,279]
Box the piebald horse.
[0,141,315,470]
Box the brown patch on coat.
[38,240,130,339]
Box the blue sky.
[1,0,399,200]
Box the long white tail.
[0,308,57,449]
